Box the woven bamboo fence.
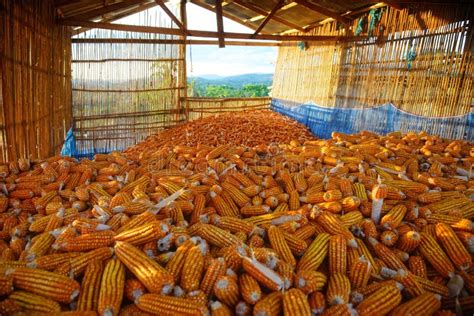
[186,97,271,121]
[71,7,186,156]
[0,0,72,162]
[272,4,473,118]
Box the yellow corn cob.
[232,172,255,187]
[77,260,103,311]
[394,269,425,297]
[200,257,226,296]
[222,182,250,207]
[390,293,441,316]
[340,211,363,229]
[136,293,208,315]
[115,211,156,234]
[26,252,79,270]
[339,178,354,197]
[355,283,402,316]
[114,221,169,245]
[398,231,421,253]
[25,232,55,261]
[297,233,330,272]
[435,223,472,270]
[413,275,449,297]
[98,258,125,316]
[212,194,239,217]
[253,291,282,316]
[9,291,61,312]
[181,245,204,292]
[360,218,378,239]
[192,223,241,248]
[0,274,13,296]
[239,273,262,305]
[0,298,21,315]
[241,185,262,198]
[326,273,351,305]
[214,275,240,306]
[418,192,442,204]
[124,278,146,302]
[12,267,80,302]
[241,204,270,216]
[419,233,455,278]
[427,213,472,232]
[288,190,300,211]
[57,230,115,252]
[242,255,284,291]
[353,183,368,201]
[309,291,326,315]
[348,257,371,290]
[408,255,427,278]
[321,303,357,316]
[294,225,317,241]
[341,196,361,212]
[367,237,407,271]
[315,212,357,248]
[283,288,311,316]
[295,270,327,294]
[329,235,347,275]
[114,241,174,294]
[380,204,407,230]
[381,230,399,247]
[268,225,296,267]
[323,190,343,202]
[276,260,294,290]
[279,228,308,256]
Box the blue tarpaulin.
[271,99,473,141]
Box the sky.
[114,3,278,77]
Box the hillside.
[188,73,273,89]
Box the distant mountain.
[188,73,273,89]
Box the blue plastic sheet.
[271,99,473,141]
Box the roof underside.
[55,0,469,36]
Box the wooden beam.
[61,0,147,20]
[215,0,225,47]
[61,19,360,41]
[155,0,186,32]
[253,0,286,36]
[232,0,304,32]
[189,0,257,31]
[72,38,282,46]
[292,0,351,25]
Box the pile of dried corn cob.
[124,110,315,161]
[0,129,472,315]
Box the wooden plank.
[61,19,358,41]
[232,0,305,32]
[155,0,186,32]
[215,0,225,47]
[72,38,282,46]
[292,0,351,25]
[253,0,286,36]
[61,0,147,20]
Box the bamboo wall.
[273,4,473,119]
[186,97,271,121]
[71,8,185,156]
[0,0,72,162]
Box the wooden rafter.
[155,0,186,32]
[253,0,286,36]
[215,0,225,47]
[232,0,304,32]
[292,0,351,25]
[70,2,157,36]
[189,0,257,31]
[61,0,146,20]
[60,19,362,41]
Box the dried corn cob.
[98,258,125,316]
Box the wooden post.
[215,0,225,48]
[180,0,189,121]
